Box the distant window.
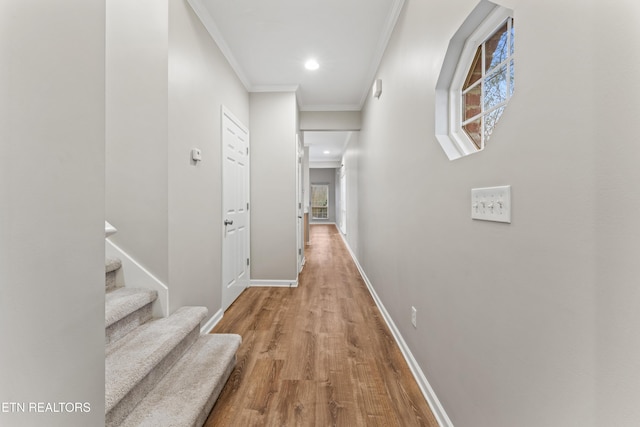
[311,184,329,219]
[435,2,515,160]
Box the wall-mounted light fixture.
[372,79,382,99]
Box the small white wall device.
[191,148,202,162]
[372,79,382,99]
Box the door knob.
[224,219,233,226]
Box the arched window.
[435,1,514,160]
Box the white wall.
[106,0,249,318]
[250,92,298,282]
[303,146,310,211]
[309,168,337,224]
[106,0,169,284]
[354,0,640,425]
[299,111,362,131]
[341,133,360,257]
[0,1,105,425]
[167,0,249,313]
[592,1,640,424]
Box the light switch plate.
[471,185,511,223]
[191,148,202,161]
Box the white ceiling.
[188,0,404,162]
[189,0,404,111]
[305,131,351,164]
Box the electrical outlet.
[411,306,417,328]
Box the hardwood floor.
[205,224,438,427]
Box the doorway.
[304,131,354,240]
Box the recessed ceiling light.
[323,150,330,154]
[305,59,320,71]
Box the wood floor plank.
[268,380,316,427]
[204,224,439,427]
[247,359,283,414]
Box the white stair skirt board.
[250,279,299,288]
[105,220,118,238]
[201,308,223,334]
[338,233,454,427]
[106,239,169,319]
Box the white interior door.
[222,107,250,311]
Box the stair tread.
[105,306,208,413]
[119,333,242,427]
[105,257,122,274]
[105,288,157,328]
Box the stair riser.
[106,270,117,292]
[105,304,153,346]
[122,356,237,427]
[105,325,201,427]
[117,335,241,427]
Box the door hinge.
[298,202,302,209]
[298,248,302,255]
[247,258,250,266]
[246,147,249,155]
[247,202,249,210]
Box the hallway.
[205,224,438,426]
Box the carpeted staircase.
[104,257,241,427]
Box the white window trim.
[435,1,514,160]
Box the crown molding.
[187,0,252,90]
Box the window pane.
[451,12,514,154]
[509,20,515,56]
[484,106,505,142]
[312,207,327,219]
[463,82,482,121]
[485,21,509,71]
[509,59,515,97]
[463,46,482,90]
[463,118,483,150]
[484,65,507,111]
[311,185,328,207]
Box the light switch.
[191,148,202,162]
[471,185,511,223]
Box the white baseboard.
[250,279,298,288]
[106,239,169,318]
[201,308,223,334]
[338,233,454,427]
